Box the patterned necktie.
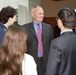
[37,23,43,55]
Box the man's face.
[32,7,44,23]
[10,15,16,25]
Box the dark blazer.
[23,22,52,71]
[45,32,76,75]
[0,23,7,45]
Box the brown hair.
[0,24,27,75]
[0,6,16,24]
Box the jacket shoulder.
[23,22,32,26]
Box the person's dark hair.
[0,24,27,75]
[57,7,76,28]
[0,6,16,24]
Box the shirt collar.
[60,30,73,35]
[33,21,42,28]
[33,21,41,25]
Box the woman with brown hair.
[0,25,37,75]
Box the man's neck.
[61,27,72,32]
[4,24,9,28]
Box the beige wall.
[0,0,26,10]
[42,0,76,17]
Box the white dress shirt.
[22,54,38,75]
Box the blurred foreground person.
[0,6,16,45]
[45,7,76,75]
[0,25,37,75]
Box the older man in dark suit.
[45,7,76,75]
[23,5,52,75]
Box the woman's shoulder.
[22,54,37,75]
[24,53,35,62]
[23,53,36,67]
[24,53,33,58]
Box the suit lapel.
[42,22,46,38]
[29,22,37,38]
[29,22,47,39]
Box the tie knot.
[37,23,40,26]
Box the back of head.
[0,6,16,24]
[0,24,27,75]
[57,7,76,28]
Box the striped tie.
[37,23,43,55]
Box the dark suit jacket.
[0,23,7,45]
[23,22,52,71]
[45,32,76,75]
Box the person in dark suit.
[23,5,52,75]
[45,7,76,75]
[0,6,16,45]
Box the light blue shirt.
[33,21,43,57]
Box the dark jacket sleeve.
[45,40,62,75]
[0,28,5,45]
